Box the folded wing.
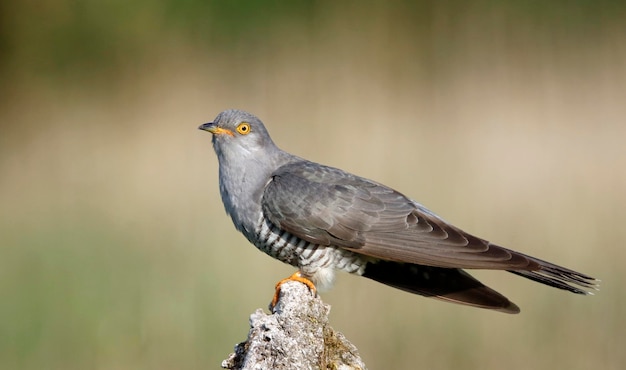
[262,161,597,294]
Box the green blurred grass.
[1,1,625,369]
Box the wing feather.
[261,161,597,294]
[262,161,528,268]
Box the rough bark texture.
[221,281,367,370]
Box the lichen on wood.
[221,281,367,370]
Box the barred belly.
[254,216,367,290]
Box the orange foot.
[270,271,317,309]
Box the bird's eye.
[236,122,251,135]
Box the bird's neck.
[217,147,293,241]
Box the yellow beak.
[198,122,234,137]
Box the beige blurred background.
[1,1,624,369]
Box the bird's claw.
[269,271,317,311]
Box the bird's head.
[199,109,277,161]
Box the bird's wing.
[262,161,535,269]
[262,161,597,295]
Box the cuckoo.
[199,109,597,313]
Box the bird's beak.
[198,122,234,137]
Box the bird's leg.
[270,271,317,310]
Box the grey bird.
[199,109,598,313]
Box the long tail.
[362,261,521,314]
[506,253,599,295]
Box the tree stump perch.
[221,281,367,370]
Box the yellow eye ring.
[236,122,251,135]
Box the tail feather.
[508,263,599,295]
[362,261,520,314]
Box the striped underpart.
[254,215,367,280]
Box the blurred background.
[1,1,624,369]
